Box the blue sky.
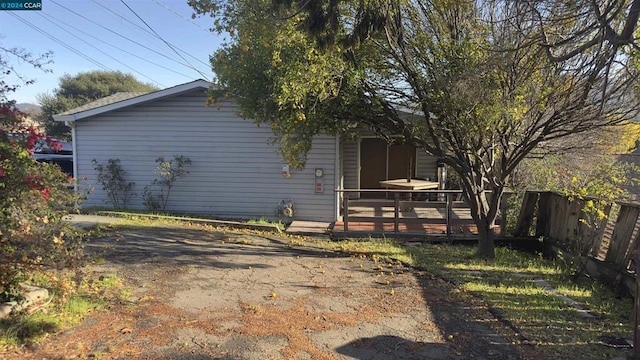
[1,0,224,104]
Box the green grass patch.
[0,314,58,349]
[325,239,634,359]
[246,217,286,231]
[85,209,285,232]
[0,270,128,350]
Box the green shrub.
[1,110,83,302]
[143,155,191,212]
[92,158,135,209]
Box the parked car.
[33,139,73,176]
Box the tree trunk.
[476,218,496,258]
[463,182,502,259]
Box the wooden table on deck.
[379,179,439,201]
[379,179,439,190]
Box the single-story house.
[54,80,440,222]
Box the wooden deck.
[331,220,479,239]
[331,197,484,239]
[330,189,510,240]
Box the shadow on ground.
[86,226,342,269]
[336,335,451,359]
[6,224,554,359]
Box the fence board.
[565,198,584,244]
[582,203,612,258]
[500,192,512,235]
[605,205,640,266]
[548,193,570,241]
[593,204,617,260]
[514,191,539,236]
[535,192,553,237]
[623,207,640,271]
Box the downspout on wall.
[66,120,78,194]
[334,135,341,222]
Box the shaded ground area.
[4,225,545,359]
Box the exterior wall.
[74,90,337,221]
[342,138,358,190]
[415,151,437,181]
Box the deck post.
[343,192,349,232]
[500,190,512,235]
[394,192,400,234]
[446,193,452,236]
[634,255,640,357]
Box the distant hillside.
[16,103,42,116]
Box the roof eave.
[53,114,77,123]
[53,79,213,122]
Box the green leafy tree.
[513,127,640,202]
[37,70,158,139]
[512,150,638,218]
[192,0,640,257]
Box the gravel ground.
[4,225,546,359]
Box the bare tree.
[193,0,640,257]
[522,1,640,60]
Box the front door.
[360,138,387,192]
[360,138,416,197]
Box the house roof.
[56,92,149,116]
[53,79,213,123]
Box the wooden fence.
[514,191,640,294]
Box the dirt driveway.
[10,225,542,359]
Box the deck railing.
[334,189,510,236]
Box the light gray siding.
[415,151,437,180]
[75,90,337,221]
[342,138,358,189]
